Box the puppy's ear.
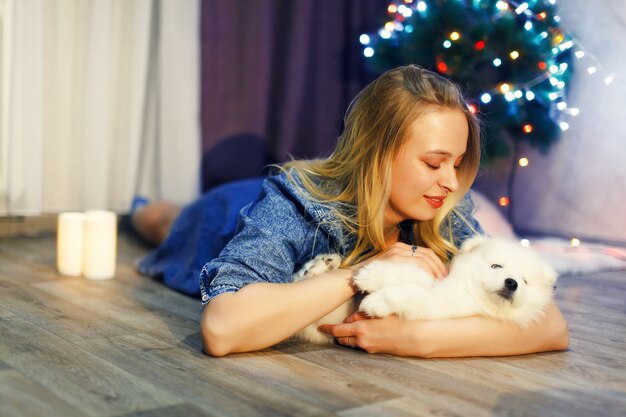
[541,263,559,285]
[460,234,489,253]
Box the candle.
[82,210,117,280]
[57,212,85,276]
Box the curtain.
[0,0,200,215]
[199,0,386,191]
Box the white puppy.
[293,236,558,344]
[356,236,558,327]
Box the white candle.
[57,212,85,276]
[82,210,117,280]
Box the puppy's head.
[453,236,558,326]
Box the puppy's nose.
[504,278,518,292]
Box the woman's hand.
[318,303,569,358]
[318,311,427,356]
[352,242,448,279]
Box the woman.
[136,65,569,357]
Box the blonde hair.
[281,65,481,265]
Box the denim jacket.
[199,172,483,305]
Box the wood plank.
[0,284,149,343]
[0,313,180,417]
[0,369,85,417]
[116,403,218,417]
[0,240,61,285]
[74,333,341,416]
[0,214,57,238]
[274,344,503,412]
[95,266,202,322]
[339,397,479,417]
[337,391,584,417]
[31,278,201,349]
[214,349,400,410]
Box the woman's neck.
[383,224,400,249]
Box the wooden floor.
[1,230,625,417]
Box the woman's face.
[385,108,468,227]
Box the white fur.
[293,236,558,344]
[292,254,357,344]
[356,236,558,327]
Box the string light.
[570,238,581,247]
[499,197,510,207]
[554,34,564,44]
[520,239,530,247]
[496,1,509,11]
[566,108,579,116]
[398,5,413,17]
[515,3,529,14]
[519,157,529,167]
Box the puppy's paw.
[294,325,335,345]
[353,261,391,293]
[314,253,341,272]
[359,287,406,318]
[295,253,341,279]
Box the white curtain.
[0,0,200,215]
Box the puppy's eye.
[491,264,503,269]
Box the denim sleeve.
[199,178,319,305]
[448,192,485,248]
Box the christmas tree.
[360,0,574,163]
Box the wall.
[475,0,626,244]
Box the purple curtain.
[200,0,386,190]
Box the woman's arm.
[319,302,569,357]
[201,242,446,357]
[201,267,355,357]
